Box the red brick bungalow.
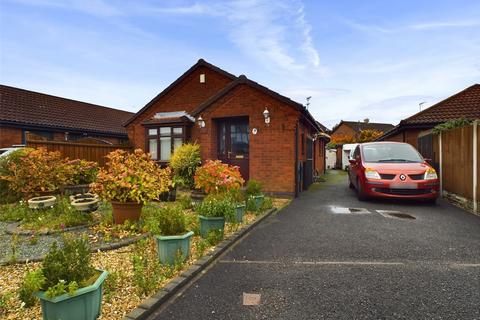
[125,59,329,197]
[0,85,132,147]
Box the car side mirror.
[349,158,356,164]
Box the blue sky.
[1,0,479,128]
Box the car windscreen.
[362,144,423,163]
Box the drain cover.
[377,210,415,220]
[387,213,416,220]
[330,206,370,214]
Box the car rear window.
[362,143,423,163]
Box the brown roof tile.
[333,120,395,134]
[0,85,133,136]
[401,84,480,124]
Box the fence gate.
[418,133,439,171]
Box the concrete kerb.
[123,208,278,320]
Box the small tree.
[169,143,201,189]
[331,134,356,145]
[358,129,383,143]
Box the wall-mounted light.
[263,107,270,126]
[197,116,205,128]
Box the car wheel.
[356,178,367,201]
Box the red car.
[348,142,439,203]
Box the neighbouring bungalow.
[0,85,133,147]
[329,119,394,169]
[124,59,329,197]
[377,84,480,163]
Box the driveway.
[149,170,480,320]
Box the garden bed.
[0,198,290,319]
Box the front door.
[217,117,249,181]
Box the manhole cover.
[387,213,415,219]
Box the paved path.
[149,170,480,320]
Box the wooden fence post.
[438,131,443,197]
[473,120,478,214]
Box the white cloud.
[410,20,480,30]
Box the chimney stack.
[363,118,370,123]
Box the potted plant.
[194,160,244,195]
[196,194,236,238]
[246,180,264,211]
[62,159,98,195]
[18,237,108,320]
[153,205,194,265]
[90,149,171,224]
[71,198,99,212]
[229,189,246,223]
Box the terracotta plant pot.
[111,201,143,224]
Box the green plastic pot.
[36,269,108,320]
[251,195,264,211]
[235,204,246,223]
[199,215,225,238]
[155,231,194,265]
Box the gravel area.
[0,199,290,320]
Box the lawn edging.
[123,207,278,320]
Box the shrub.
[156,205,187,236]
[169,143,201,189]
[433,118,472,134]
[246,180,263,196]
[65,159,98,185]
[196,193,236,221]
[228,188,246,204]
[131,239,163,296]
[90,149,172,204]
[19,236,95,306]
[194,160,244,194]
[0,148,70,198]
[0,149,26,204]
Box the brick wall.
[126,66,233,149]
[0,125,22,148]
[331,123,357,140]
[192,84,301,195]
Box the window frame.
[145,125,186,162]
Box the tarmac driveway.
[149,170,480,320]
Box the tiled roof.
[401,84,480,124]
[0,85,133,136]
[333,120,395,134]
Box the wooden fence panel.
[26,140,132,166]
[441,125,474,200]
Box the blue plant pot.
[199,215,225,238]
[36,269,108,320]
[235,204,246,223]
[155,231,194,265]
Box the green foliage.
[103,271,121,302]
[228,188,246,204]
[169,143,202,189]
[195,230,223,259]
[131,240,163,296]
[45,280,78,299]
[0,197,93,231]
[433,118,472,134]
[65,159,98,185]
[18,269,45,307]
[246,196,258,212]
[177,194,194,210]
[196,193,236,221]
[156,205,187,236]
[41,237,94,292]
[261,197,274,211]
[246,180,263,196]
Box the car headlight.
[365,168,381,180]
[424,167,438,180]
